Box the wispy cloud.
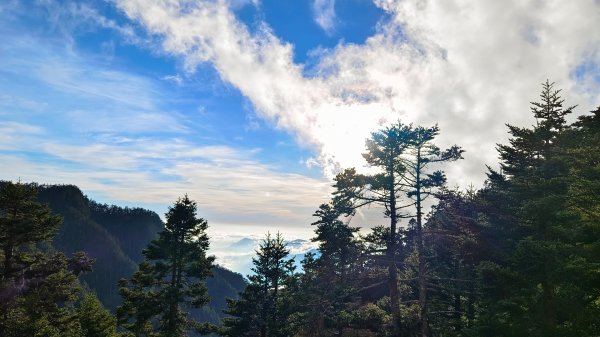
[0,0,335,232]
[0,138,331,227]
[311,0,337,35]
[0,30,188,134]
[115,0,600,188]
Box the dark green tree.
[1,251,93,337]
[333,123,411,334]
[79,293,120,337]
[334,122,463,336]
[422,189,488,336]
[221,232,296,337]
[397,124,464,337]
[478,81,581,336]
[0,181,61,280]
[0,181,93,337]
[294,201,364,336]
[556,105,600,335]
[311,201,362,286]
[118,195,214,337]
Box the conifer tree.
[333,123,410,334]
[422,189,487,335]
[221,232,296,337]
[334,122,462,336]
[397,124,464,337]
[0,181,93,337]
[295,201,363,336]
[118,195,214,337]
[311,201,361,285]
[79,293,120,337]
[480,81,579,336]
[0,181,61,280]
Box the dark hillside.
[37,184,137,309]
[88,201,162,263]
[29,183,246,322]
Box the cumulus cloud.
[311,0,337,34]
[115,0,600,188]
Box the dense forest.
[1,82,599,336]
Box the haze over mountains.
[211,236,318,276]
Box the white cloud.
[115,0,600,189]
[312,0,337,34]
[0,3,333,233]
[0,132,332,228]
[36,63,159,111]
[0,31,190,135]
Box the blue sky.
[2,0,600,255]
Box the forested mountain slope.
[31,184,245,322]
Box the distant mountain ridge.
[26,183,246,323]
[217,236,318,276]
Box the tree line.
[1,81,599,336]
[222,81,599,337]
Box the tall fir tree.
[396,124,464,337]
[295,201,364,336]
[559,105,600,335]
[333,123,411,335]
[221,232,296,337]
[333,122,462,337]
[118,195,214,337]
[422,189,488,336]
[479,81,580,336]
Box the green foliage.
[0,181,62,279]
[0,181,95,337]
[221,232,297,337]
[268,86,599,337]
[333,122,415,334]
[38,185,142,310]
[291,202,366,337]
[118,195,215,337]
[35,183,245,323]
[79,293,120,337]
[476,81,599,336]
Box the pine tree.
[0,181,61,280]
[79,293,120,337]
[333,122,463,336]
[1,251,93,337]
[397,124,464,337]
[422,189,487,336]
[332,123,411,334]
[311,201,361,286]
[479,81,579,336]
[558,105,600,335]
[221,232,296,337]
[295,201,363,336]
[0,181,93,337]
[117,195,214,337]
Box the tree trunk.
[416,151,429,337]
[388,170,402,336]
[167,230,184,335]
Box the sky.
[2,0,600,258]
